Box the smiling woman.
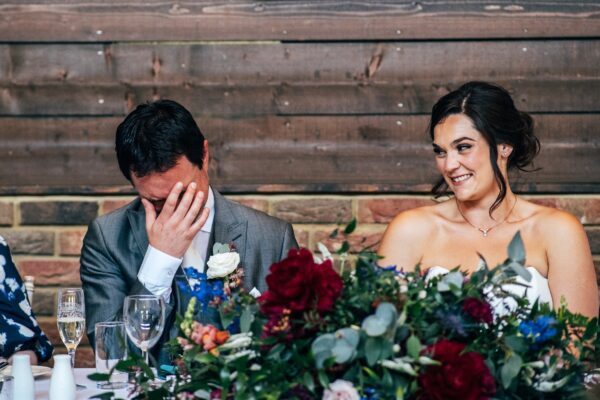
[378,81,599,318]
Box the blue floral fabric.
[0,236,53,362]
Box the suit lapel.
[126,200,149,257]
[212,190,247,265]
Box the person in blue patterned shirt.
[0,235,53,364]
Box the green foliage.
[113,230,599,399]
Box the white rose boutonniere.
[206,243,241,279]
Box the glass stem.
[143,350,149,365]
[68,348,76,368]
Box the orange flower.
[189,322,230,355]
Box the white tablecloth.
[35,368,130,400]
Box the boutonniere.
[206,243,241,279]
[179,243,244,313]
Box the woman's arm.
[543,211,598,317]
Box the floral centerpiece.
[93,222,599,400]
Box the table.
[35,368,130,400]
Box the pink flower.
[322,379,360,400]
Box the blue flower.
[361,387,379,400]
[435,310,467,337]
[178,267,228,311]
[518,316,558,344]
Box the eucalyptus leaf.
[507,231,526,264]
[212,242,231,255]
[312,334,335,368]
[406,335,422,359]
[508,261,532,282]
[437,271,463,292]
[362,303,397,337]
[240,306,254,333]
[331,329,360,364]
[303,371,315,391]
[504,335,528,353]
[365,337,384,366]
[501,354,523,389]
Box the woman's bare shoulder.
[385,203,443,238]
[524,201,584,235]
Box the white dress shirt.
[137,187,215,301]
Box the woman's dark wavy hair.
[428,81,540,214]
[115,99,205,181]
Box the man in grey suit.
[80,100,297,365]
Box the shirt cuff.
[137,245,181,302]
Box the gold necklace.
[455,197,518,237]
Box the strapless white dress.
[426,266,553,315]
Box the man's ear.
[203,140,210,169]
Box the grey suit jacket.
[80,189,298,364]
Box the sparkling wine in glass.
[123,295,166,365]
[56,288,85,368]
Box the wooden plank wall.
[0,1,599,194]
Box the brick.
[31,287,56,316]
[17,259,81,285]
[526,196,600,225]
[101,198,135,215]
[59,229,86,256]
[313,228,385,254]
[227,197,269,214]
[272,198,352,224]
[587,227,600,254]
[20,201,99,225]
[292,226,310,249]
[0,202,13,226]
[0,230,55,255]
[358,197,435,224]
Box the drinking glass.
[123,295,166,365]
[56,288,85,368]
[95,321,129,389]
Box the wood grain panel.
[0,114,598,194]
[2,80,600,117]
[2,41,598,85]
[1,1,599,41]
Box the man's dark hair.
[115,99,205,181]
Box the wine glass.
[56,288,86,368]
[123,295,166,365]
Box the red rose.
[259,248,343,318]
[419,340,496,400]
[462,297,493,324]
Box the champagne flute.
[56,288,85,368]
[123,295,166,365]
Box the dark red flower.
[259,248,343,318]
[462,297,493,324]
[419,340,496,400]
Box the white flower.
[0,332,6,345]
[418,290,427,299]
[322,379,360,400]
[206,251,240,279]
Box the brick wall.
[1,194,599,367]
